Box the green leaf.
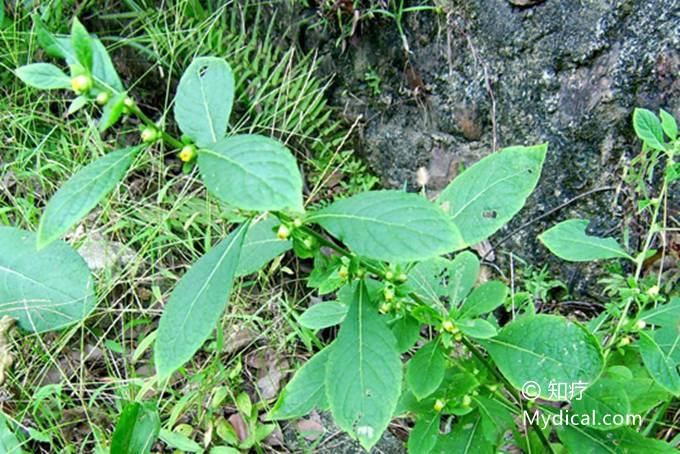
[437,144,546,246]
[299,302,348,329]
[326,281,402,451]
[235,217,292,277]
[67,96,88,116]
[474,396,514,443]
[633,108,666,151]
[310,190,464,263]
[570,378,630,430]
[408,412,440,454]
[91,39,123,91]
[638,331,680,395]
[640,296,680,327]
[407,258,450,311]
[71,18,93,71]
[174,57,234,147]
[448,251,480,306]
[457,281,507,319]
[199,135,303,212]
[155,223,247,378]
[37,147,138,248]
[407,339,447,400]
[111,402,160,454]
[269,344,333,420]
[390,314,421,353]
[16,63,71,89]
[0,227,95,333]
[483,315,604,401]
[556,425,676,454]
[456,318,498,339]
[0,412,23,454]
[539,219,632,262]
[433,412,491,454]
[159,429,202,452]
[99,92,128,132]
[659,109,677,140]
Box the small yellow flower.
[338,266,349,279]
[383,287,395,302]
[70,75,92,93]
[462,395,472,407]
[433,399,446,412]
[379,302,391,314]
[442,320,457,334]
[276,224,291,241]
[179,145,197,162]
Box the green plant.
[5,15,679,454]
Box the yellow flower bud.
[384,287,395,302]
[95,91,110,105]
[442,320,456,333]
[338,266,349,279]
[179,145,197,162]
[276,224,291,240]
[70,75,92,93]
[433,399,445,412]
[379,302,391,314]
[617,336,631,348]
[141,127,159,143]
[462,395,472,407]
[385,270,395,281]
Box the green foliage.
[111,402,160,454]
[0,227,95,333]
[539,219,632,261]
[0,413,22,453]
[7,15,678,453]
[37,147,139,248]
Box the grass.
[0,1,373,451]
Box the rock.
[298,0,679,297]
[78,232,136,272]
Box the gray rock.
[300,0,679,297]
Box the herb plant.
[4,17,678,453]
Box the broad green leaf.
[155,223,247,378]
[407,257,449,310]
[0,412,22,454]
[235,217,292,277]
[99,92,128,132]
[408,412,440,454]
[269,344,333,420]
[556,425,675,454]
[483,315,604,401]
[433,412,491,453]
[299,302,348,329]
[456,318,498,339]
[633,108,666,151]
[37,147,138,248]
[174,57,234,147]
[437,144,546,246]
[0,227,95,333]
[199,135,303,212]
[390,314,421,353]
[159,429,202,452]
[640,297,680,327]
[67,96,88,116]
[474,396,514,443]
[326,282,402,451]
[638,331,680,395]
[659,109,677,140]
[210,448,240,454]
[539,219,632,262]
[570,378,630,430]
[407,339,447,400]
[111,402,160,454]
[310,190,464,262]
[91,38,123,91]
[16,63,71,89]
[457,281,507,319]
[71,18,92,71]
[448,251,480,306]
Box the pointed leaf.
[407,339,447,400]
[235,217,292,277]
[299,302,348,329]
[438,144,546,246]
[174,57,234,147]
[0,227,95,333]
[557,425,675,454]
[457,281,508,319]
[456,318,498,339]
[199,135,303,212]
[99,92,128,132]
[433,412,491,453]
[111,402,160,454]
[633,108,666,151]
[390,314,421,353]
[310,190,464,263]
[269,344,333,420]
[71,18,92,71]
[570,378,630,430]
[16,63,71,89]
[326,282,402,450]
[448,251,480,306]
[155,223,248,378]
[37,147,138,248]
[639,331,680,395]
[408,412,440,454]
[539,219,632,262]
[0,412,23,454]
[659,109,677,140]
[483,315,604,401]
